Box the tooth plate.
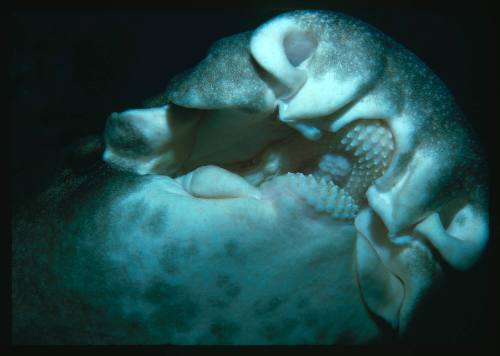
[336,121,395,200]
[283,173,359,219]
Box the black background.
[7,0,498,346]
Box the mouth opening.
[172,105,395,211]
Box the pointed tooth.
[290,172,300,185]
[354,146,364,157]
[366,145,382,161]
[326,188,338,212]
[365,148,377,161]
[334,193,347,216]
[357,129,369,141]
[345,141,356,151]
[362,140,373,152]
[306,174,315,187]
[318,185,329,212]
[294,173,306,191]
[351,137,362,146]
[370,130,382,143]
[306,195,316,206]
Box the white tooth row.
[344,157,387,196]
[339,123,394,163]
[282,172,359,220]
[338,122,395,199]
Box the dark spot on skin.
[301,309,322,328]
[113,193,170,238]
[215,274,230,288]
[296,297,310,310]
[259,317,298,342]
[140,210,168,236]
[128,248,147,270]
[209,320,240,344]
[223,239,239,258]
[159,256,180,275]
[334,330,355,345]
[143,280,200,334]
[159,244,180,274]
[144,280,180,303]
[226,284,241,298]
[124,198,148,224]
[296,309,355,344]
[129,320,142,332]
[210,323,224,339]
[181,240,199,258]
[316,328,329,342]
[215,274,241,299]
[253,296,286,316]
[306,250,331,269]
[159,240,200,275]
[207,297,230,309]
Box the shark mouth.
[104,103,395,223]
[102,9,488,335]
[183,114,395,221]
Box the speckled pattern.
[166,32,275,113]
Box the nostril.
[283,31,318,67]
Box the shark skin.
[12,10,488,344]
